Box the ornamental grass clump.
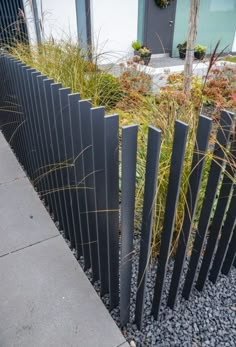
[10,41,123,110]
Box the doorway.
[142,0,177,55]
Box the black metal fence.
[0,55,235,330]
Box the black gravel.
[118,258,236,347]
[78,234,236,347]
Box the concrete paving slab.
[0,177,59,256]
[0,236,128,347]
[0,133,26,184]
[0,131,8,149]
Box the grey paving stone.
[0,236,128,347]
[0,131,8,149]
[0,133,26,184]
[0,177,59,256]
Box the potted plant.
[131,40,152,65]
[177,41,187,59]
[155,0,174,9]
[194,45,207,60]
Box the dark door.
[144,0,177,55]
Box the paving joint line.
[0,175,27,186]
[0,234,60,259]
[116,340,129,347]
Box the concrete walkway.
[0,132,128,347]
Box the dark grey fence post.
[67,93,83,259]
[120,125,138,326]
[50,83,71,236]
[77,99,94,271]
[74,100,99,278]
[152,120,188,320]
[58,87,76,248]
[36,75,55,213]
[43,82,62,224]
[104,115,120,309]
[135,126,162,330]
[209,184,236,283]
[182,110,233,300]
[167,115,212,309]
[41,78,56,215]
[22,68,39,178]
[90,107,109,295]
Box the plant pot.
[194,51,206,60]
[134,51,152,65]
[140,54,151,65]
[179,50,186,59]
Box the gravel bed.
[78,235,236,347]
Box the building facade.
[20,0,236,61]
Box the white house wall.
[23,0,138,61]
[22,0,37,44]
[91,0,138,63]
[39,0,78,41]
[23,0,78,43]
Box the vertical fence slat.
[182,110,233,300]
[31,72,46,189]
[33,74,47,174]
[135,126,162,330]
[152,120,188,320]
[209,185,236,283]
[196,135,236,291]
[35,74,52,209]
[104,115,119,309]
[90,107,109,295]
[51,83,70,236]
[66,99,92,270]
[67,95,86,259]
[25,69,41,177]
[58,87,76,248]
[36,75,54,210]
[120,125,138,326]
[11,61,26,166]
[41,78,55,215]
[6,60,22,150]
[43,82,62,224]
[67,93,83,259]
[78,100,98,272]
[16,63,30,173]
[15,62,30,169]
[21,67,36,176]
[39,78,55,215]
[74,101,99,276]
[167,115,212,309]
[22,68,39,177]
[221,224,236,276]
[3,58,13,142]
